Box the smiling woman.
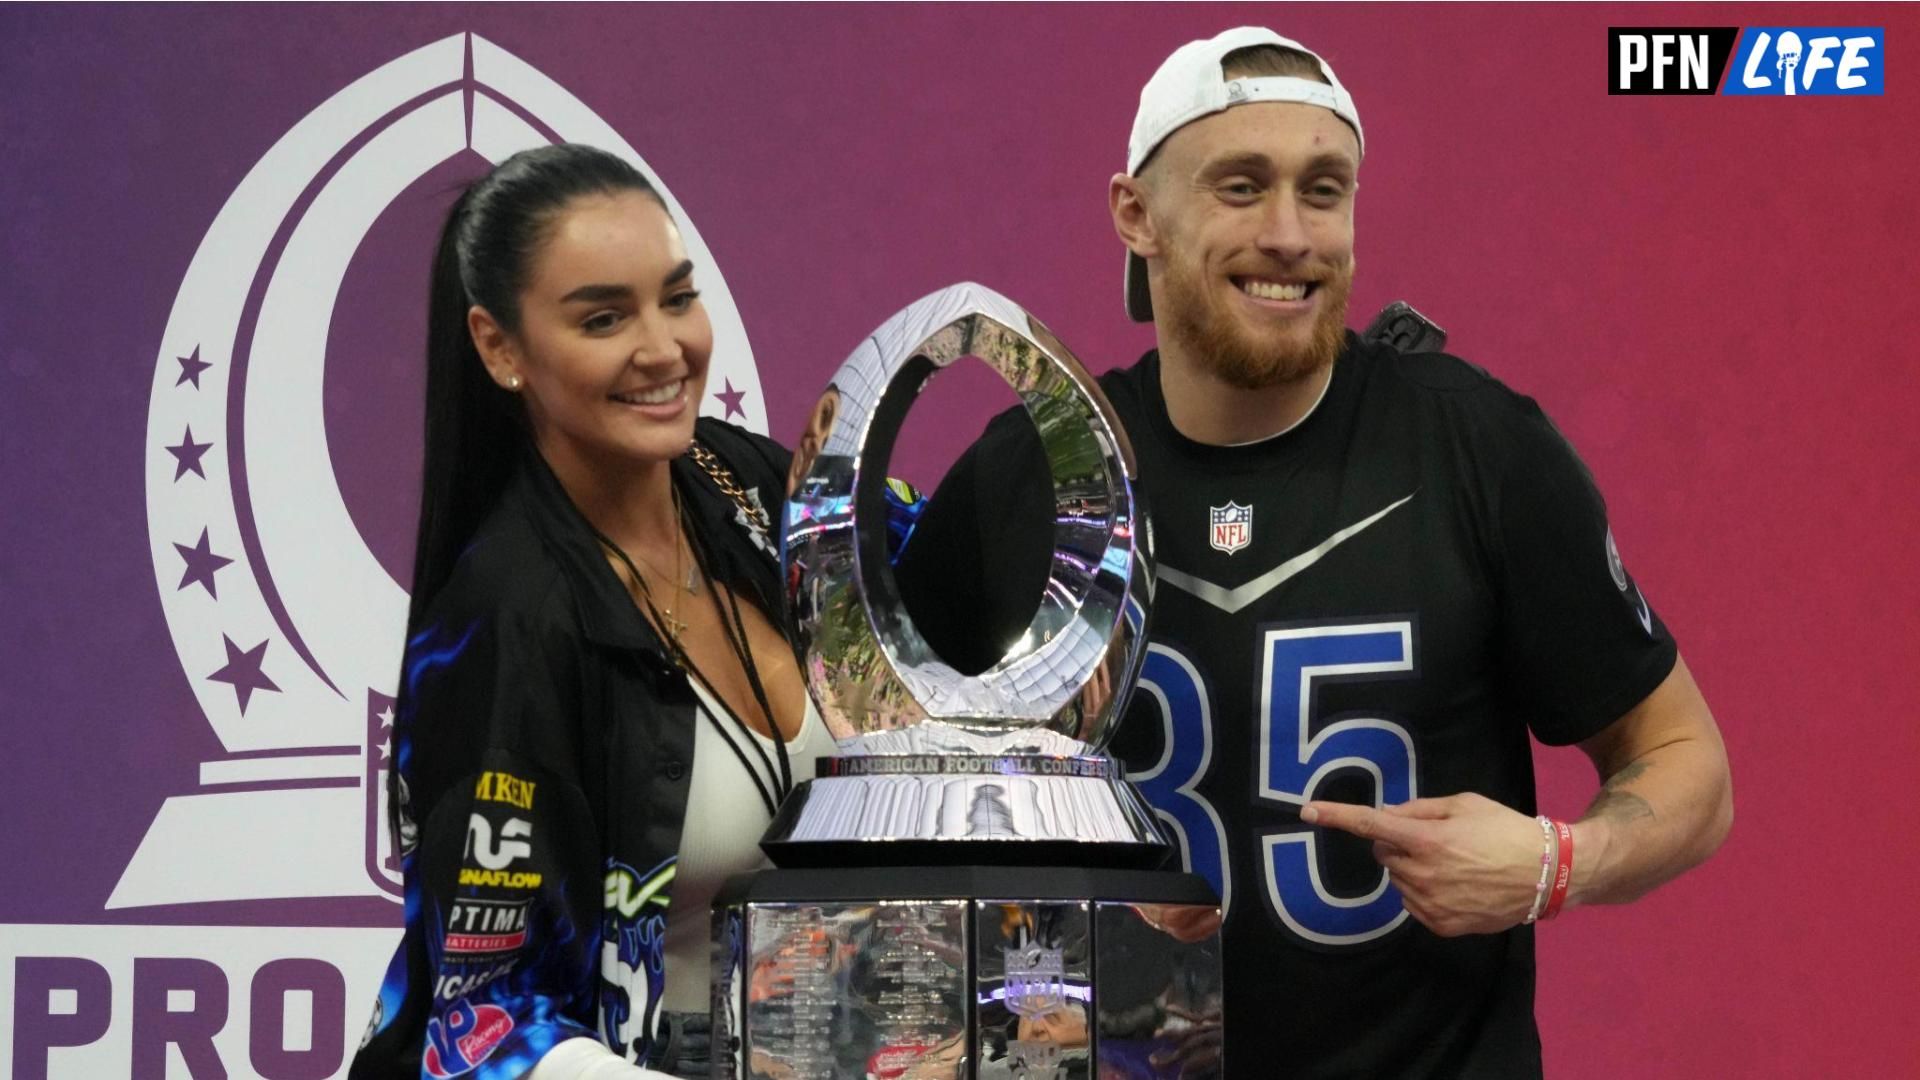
[351,144,830,1080]
[468,190,712,481]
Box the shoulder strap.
[687,440,772,535]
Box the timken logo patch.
[475,770,536,810]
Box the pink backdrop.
[2,3,1916,1076]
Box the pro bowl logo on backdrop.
[134,32,764,911]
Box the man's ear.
[1109,173,1162,260]
[468,305,523,390]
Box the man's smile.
[1232,275,1320,311]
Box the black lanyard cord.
[685,510,794,806]
[588,490,793,817]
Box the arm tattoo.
[1583,760,1656,826]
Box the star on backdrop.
[715,378,748,421]
[207,634,280,714]
[166,427,213,481]
[174,347,212,389]
[376,704,396,762]
[174,528,234,597]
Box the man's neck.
[1156,337,1336,446]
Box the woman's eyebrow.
[559,283,633,304]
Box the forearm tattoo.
[1583,760,1656,826]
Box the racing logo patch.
[474,770,536,810]
[465,815,533,870]
[1209,501,1252,555]
[424,1000,515,1077]
[434,959,520,1002]
[446,897,533,954]
[602,858,676,1062]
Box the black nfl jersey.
[896,334,1677,1078]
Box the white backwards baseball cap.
[1124,27,1364,322]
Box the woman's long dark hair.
[408,144,661,636]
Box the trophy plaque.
[711,283,1223,1079]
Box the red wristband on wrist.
[1542,820,1574,920]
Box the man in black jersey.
[895,26,1733,1078]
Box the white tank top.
[660,681,832,1012]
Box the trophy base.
[760,836,1168,871]
[710,865,1224,1080]
[760,754,1173,869]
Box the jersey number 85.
[1131,621,1418,947]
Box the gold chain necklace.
[612,490,696,649]
[688,443,770,533]
[602,443,771,658]
[634,551,692,647]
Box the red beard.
[1162,255,1354,389]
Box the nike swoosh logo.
[1159,493,1416,614]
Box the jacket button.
[664,760,687,781]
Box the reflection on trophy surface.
[773,280,1162,865]
[712,283,1222,1080]
[785,384,840,501]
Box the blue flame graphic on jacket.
[601,857,675,1060]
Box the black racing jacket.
[351,419,791,1079]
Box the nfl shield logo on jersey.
[1210,501,1253,555]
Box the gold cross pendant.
[658,608,688,647]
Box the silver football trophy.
[711,283,1224,1079]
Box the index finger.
[1302,800,1430,849]
[1382,796,1457,821]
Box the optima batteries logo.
[1610,27,1883,95]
